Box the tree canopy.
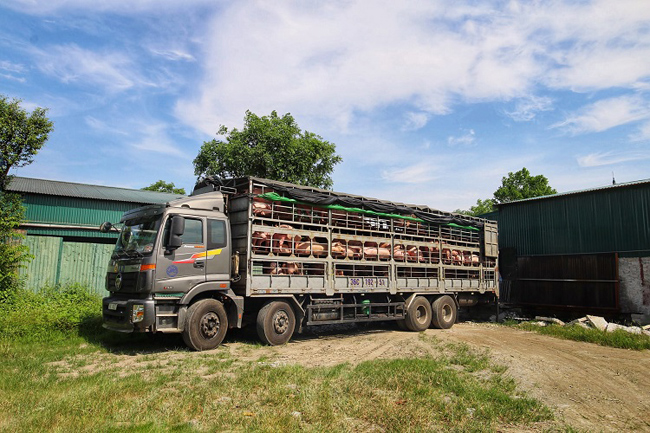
[142,180,186,195]
[455,198,496,217]
[456,167,556,216]
[493,167,557,204]
[193,110,342,189]
[0,95,53,190]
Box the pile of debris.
[527,315,650,337]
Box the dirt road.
[225,323,650,432]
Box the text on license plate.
[108,303,118,311]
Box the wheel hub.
[416,306,426,323]
[273,310,289,334]
[442,305,452,321]
[200,312,220,339]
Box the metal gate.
[502,253,619,313]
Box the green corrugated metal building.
[495,178,650,321]
[497,179,650,257]
[7,177,185,295]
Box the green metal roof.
[497,178,650,207]
[7,177,186,239]
[7,176,185,204]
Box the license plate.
[108,303,118,311]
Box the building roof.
[7,176,186,204]
[498,178,650,207]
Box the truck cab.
[101,189,244,350]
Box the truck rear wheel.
[182,299,228,351]
[256,300,296,346]
[404,296,432,331]
[430,295,457,329]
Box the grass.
[0,286,565,432]
[505,321,650,351]
[0,337,558,432]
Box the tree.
[142,180,186,195]
[456,168,555,215]
[0,95,54,190]
[493,167,556,204]
[0,193,31,301]
[455,198,496,217]
[194,110,342,189]
[0,95,51,300]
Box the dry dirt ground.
[57,322,650,432]
[228,322,650,432]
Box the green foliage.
[194,110,342,189]
[0,192,32,301]
[0,95,53,190]
[455,198,496,217]
[141,180,186,195]
[493,167,557,204]
[508,322,650,351]
[0,283,102,342]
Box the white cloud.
[173,0,650,135]
[577,150,650,167]
[381,160,439,184]
[552,95,650,135]
[128,122,187,158]
[2,0,217,14]
[0,60,27,82]
[402,112,429,131]
[630,122,650,142]
[35,44,137,92]
[0,60,25,74]
[149,48,196,62]
[447,130,475,147]
[505,96,554,122]
[85,116,129,135]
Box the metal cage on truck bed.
[223,177,498,299]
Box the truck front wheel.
[256,300,296,345]
[183,299,228,351]
[430,295,457,329]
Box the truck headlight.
[132,304,145,323]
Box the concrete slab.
[586,315,608,331]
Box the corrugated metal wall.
[22,194,139,239]
[19,235,114,296]
[498,182,650,256]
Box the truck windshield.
[113,217,161,258]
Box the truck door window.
[208,219,227,249]
[182,218,203,245]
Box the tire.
[404,296,432,331]
[256,300,296,346]
[430,295,457,329]
[182,299,228,351]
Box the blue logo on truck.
[166,265,179,277]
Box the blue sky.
[1,0,649,211]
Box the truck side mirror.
[99,222,113,233]
[167,216,185,250]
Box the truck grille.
[107,272,140,292]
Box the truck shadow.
[77,316,190,355]
[79,315,406,355]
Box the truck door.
[205,218,231,282]
[156,216,207,293]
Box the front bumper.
[102,296,156,332]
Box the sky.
[1,0,649,212]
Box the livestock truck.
[101,176,499,350]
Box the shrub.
[0,283,103,342]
